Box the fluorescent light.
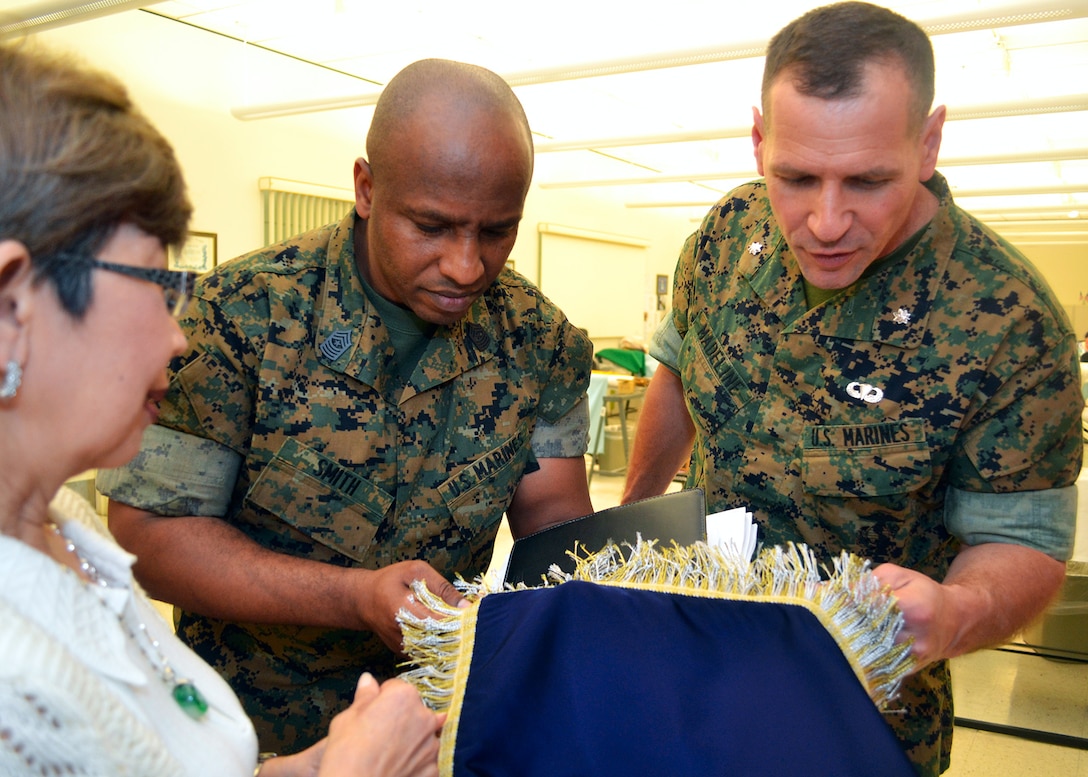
[0,0,154,36]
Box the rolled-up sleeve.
[531,395,590,458]
[944,484,1077,561]
[96,424,242,517]
[648,314,683,375]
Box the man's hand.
[871,563,961,669]
[357,560,467,654]
[873,543,1065,671]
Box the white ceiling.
[11,0,1088,243]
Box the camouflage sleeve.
[940,271,1082,556]
[157,292,262,452]
[947,317,1083,494]
[944,485,1076,561]
[670,231,700,340]
[536,319,593,424]
[95,425,242,517]
[531,394,590,458]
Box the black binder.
[503,489,706,586]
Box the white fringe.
[398,539,915,711]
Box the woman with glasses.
[0,41,442,777]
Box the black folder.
[503,489,706,586]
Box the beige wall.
[40,12,364,262]
[1010,243,1088,335]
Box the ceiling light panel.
[587,140,755,179]
[132,0,1088,235]
[944,159,1088,188]
[933,28,1088,106]
[941,112,1088,159]
[516,67,759,147]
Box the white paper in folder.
[705,506,757,561]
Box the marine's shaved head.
[366,58,533,182]
[352,58,534,325]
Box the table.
[588,389,645,482]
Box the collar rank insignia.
[747,241,764,256]
[319,329,353,361]
[466,322,491,350]
[892,307,911,325]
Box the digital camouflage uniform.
[99,211,592,753]
[661,174,1081,776]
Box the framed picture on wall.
[169,230,217,274]
[656,274,668,295]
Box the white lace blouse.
[0,487,258,776]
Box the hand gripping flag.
[399,540,917,776]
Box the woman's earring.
[0,360,21,399]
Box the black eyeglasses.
[88,258,196,318]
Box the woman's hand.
[259,673,444,777]
[319,673,445,777]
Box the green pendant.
[173,681,208,720]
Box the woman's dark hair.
[0,41,191,316]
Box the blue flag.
[401,541,916,776]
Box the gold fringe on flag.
[398,539,915,712]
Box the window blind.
[259,177,354,246]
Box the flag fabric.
[400,541,917,777]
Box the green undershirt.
[360,276,435,382]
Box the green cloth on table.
[596,348,646,377]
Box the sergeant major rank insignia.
[320,329,353,360]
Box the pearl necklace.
[47,521,209,721]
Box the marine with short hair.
[100,58,594,753]
[623,4,1081,774]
